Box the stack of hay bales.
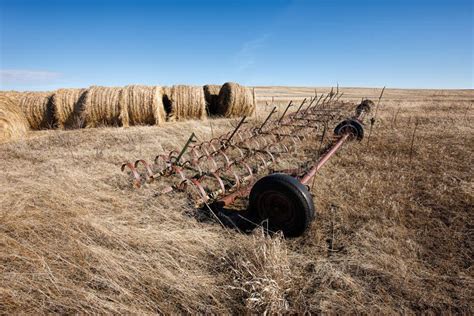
[0,81,255,133]
[217,82,255,117]
[19,92,55,129]
[0,95,29,143]
[52,88,87,129]
[82,86,127,127]
[165,85,207,121]
[203,84,221,115]
[120,85,166,126]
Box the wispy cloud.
[235,34,270,72]
[0,69,62,86]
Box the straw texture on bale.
[166,85,207,121]
[217,82,255,117]
[0,95,29,143]
[52,88,87,129]
[19,92,55,129]
[203,84,221,115]
[120,85,166,126]
[0,91,23,104]
[82,86,127,127]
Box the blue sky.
[0,0,472,90]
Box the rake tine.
[294,99,307,117]
[224,115,247,147]
[134,159,154,180]
[374,86,386,119]
[366,117,376,145]
[176,132,198,164]
[302,96,317,116]
[307,93,325,114]
[318,122,328,155]
[121,162,142,188]
[278,100,294,123]
[258,107,277,133]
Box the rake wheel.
[248,173,315,237]
[334,119,364,140]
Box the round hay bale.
[19,92,55,130]
[52,88,87,129]
[167,85,207,121]
[0,95,29,143]
[217,82,255,117]
[82,86,127,128]
[120,85,166,126]
[0,91,23,104]
[203,84,221,115]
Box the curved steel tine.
[231,160,253,183]
[226,164,241,189]
[218,150,231,167]
[254,152,268,170]
[134,159,155,181]
[242,161,253,179]
[191,178,209,203]
[210,172,226,196]
[219,131,231,141]
[197,154,218,172]
[200,141,212,156]
[252,137,262,150]
[154,154,167,165]
[172,166,187,181]
[228,144,244,159]
[168,150,179,160]
[185,155,204,175]
[210,137,222,147]
[290,135,298,148]
[176,179,189,191]
[190,146,202,159]
[121,162,142,188]
[264,150,275,163]
[202,146,210,156]
[155,154,173,176]
[208,141,217,152]
[195,163,203,176]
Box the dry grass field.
[0,87,473,313]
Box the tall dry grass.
[0,89,472,313]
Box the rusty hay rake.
[122,91,375,237]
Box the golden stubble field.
[0,87,472,313]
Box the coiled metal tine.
[121,162,142,188]
[134,159,155,182]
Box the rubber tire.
[248,173,315,237]
[334,119,364,140]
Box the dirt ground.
[0,87,472,313]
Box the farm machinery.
[122,91,374,237]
